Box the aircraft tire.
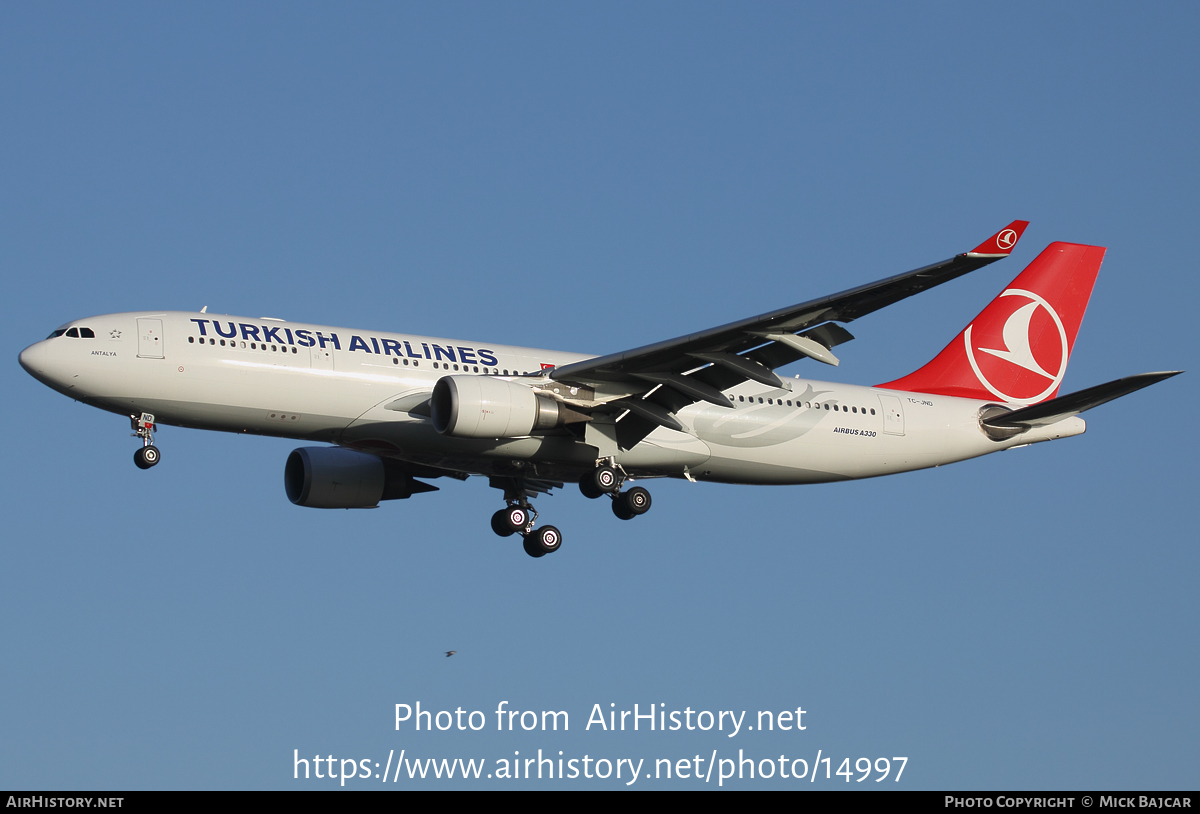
[134,446,160,469]
[612,494,637,520]
[579,477,604,499]
[592,466,619,494]
[491,508,516,537]
[625,486,651,515]
[504,506,529,535]
[522,535,546,558]
[533,525,561,554]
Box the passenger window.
[188,336,195,343]
[66,328,79,337]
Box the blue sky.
[2,3,1196,789]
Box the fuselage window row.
[188,335,299,354]
[730,393,876,416]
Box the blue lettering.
[213,321,237,339]
[382,338,403,356]
[405,341,421,358]
[262,325,283,344]
[190,319,210,336]
[458,347,477,364]
[421,343,431,359]
[316,332,341,350]
[370,337,381,354]
[284,328,294,345]
[348,335,373,353]
[478,349,498,366]
[431,344,456,362]
[239,324,262,342]
[295,329,315,348]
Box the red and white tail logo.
[878,242,1105,404]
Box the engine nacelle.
[431,375,564,438]
[285,447,434,508]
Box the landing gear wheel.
[612,493,637,520]
[586,465,619,495]
[624,486,651,515]
[534,525,561,553]
[524,525,562,557]
[579,476,604,499]
[134,445,160,469]
[491,508,516,537]
[502,506,530,535]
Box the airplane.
[18,221,1181,558]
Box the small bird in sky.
[445,651,456,657]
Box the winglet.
[967,220,1030,257]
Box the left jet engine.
[284,447,434,509]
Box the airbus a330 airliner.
[19,221,1181,557]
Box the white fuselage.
[19,311,1085,487]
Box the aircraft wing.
[549,220,1029,449]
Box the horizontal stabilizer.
[983,371,1182,428]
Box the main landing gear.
[579,462,652,521]
[131,413,161,470]
[489,478,563,559]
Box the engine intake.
[285,447,435,508]
[431,376,572,438]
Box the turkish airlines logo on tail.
[964,288,1069,403]
[996,229,1018,251]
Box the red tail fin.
[878,242,1105,404]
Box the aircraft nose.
[18,341,47,377]
[19,339,65,389]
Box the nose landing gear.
[131,413,161,469]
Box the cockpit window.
[51,326,95,338]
